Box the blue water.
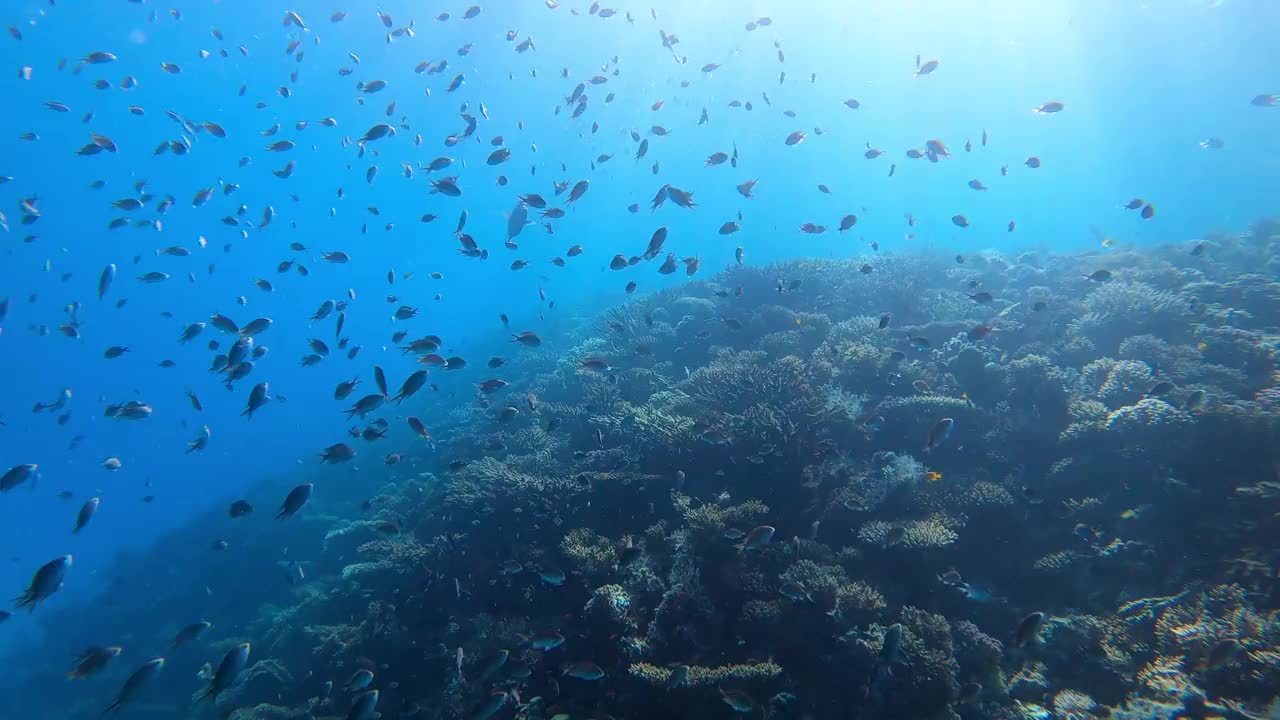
[0,0,1276,712]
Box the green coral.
[676,494,769,542]
[561,528,618,576]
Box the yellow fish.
[925,471,943,482]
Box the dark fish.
[198,643,250,703]
[102,658,165,715]
[925,417,954,452]
[15,555,72,611]
[169,621,211,648]
[276,484,313,518]
[1011,611,1045,648]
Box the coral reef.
[8,243,1280,720]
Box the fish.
[1011,611,1046,648]
[198,643,250,703]
[561,660,605,680]
[243,382,270,419]
[103,658,165,715]
[1203,638,1242,671]
[98,264,116,300]
[320,443,357,463]
[737,525,775,551]
[720,688,756,713]
[344,668,375,692]
[67,646,123,680]
[73,498,100,533]
[169,620,212,648]
[14,555,71,611]
[348,689,380,720]
[469,691,506,720]
[1,463,38,492]
[925,418,955,451]
[276,484,313,519]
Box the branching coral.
[676,494,770,542]
[1059,398,1110,446]
[561,527,618,577]
[340,560,400,581]
[1073,280,1194,351]
[1104,398,1193,437]
[628,661,783,688]
[1081,358,1155,409]
[857,513,960,549]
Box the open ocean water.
[1,1,1279,719]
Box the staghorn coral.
[615,404,699,451]
[356,536,432,565]
[628,661,783,688]
[1033,550,1085,575]
[561,527,618,577]
[676,494,770,542]
[834,580,888,627]
[858,513,961,550]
